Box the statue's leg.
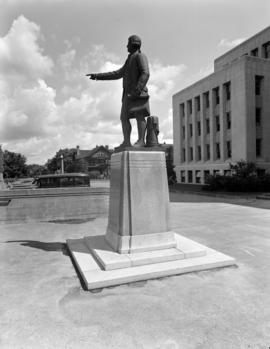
[115,96,132,149]
[133,116,146,147]
[121,118,132,146]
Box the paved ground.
[1,191,270,348]
[170,184,270,210]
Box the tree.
[3,150,28,178]
[26,164,48,177]
[65,158,88,173]
[230,160,257,178]
[204,160,270,192]
[45,148,81,174]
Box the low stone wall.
[0,187,109,223]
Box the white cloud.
[159,108,173,144]
[0,16,185,164]
[0,79,57,141]
[0,15,53,83]
[147,61,186,143]
[218,37,246,49]
[57,49,76,80]
[149,61,186,102]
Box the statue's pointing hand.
[86,74,97,80]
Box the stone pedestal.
[67,151,235,290]
[105,151,176,254]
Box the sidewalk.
[169,183,270,210]
[1,201,270,348]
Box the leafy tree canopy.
[26,164,48,177]
[3,150,28,178]
[45,148,89,174]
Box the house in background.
[75,145,113,178]
[75,143,174,180]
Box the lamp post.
[60,154,64,174]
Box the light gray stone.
[67,233,235,290]
[67,150,236,290]
[105,151,177,253]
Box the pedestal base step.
[84,234,206,270]
[67,234,236,290]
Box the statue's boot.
[133,140,145,148]
[115,119,132,151]
[133,117,146,147]
[114,141,132,152]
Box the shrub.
[204,160,270,192]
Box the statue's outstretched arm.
[86,65,125,81]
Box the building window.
[195,96,201,112]
[213,170,220,176]
[182,148,186,162]
[227,141,231,158]
[204,92,210,108]
[206,144,210,160]
[197,145,201,161]
[187,99,192,114]
[197,121,201,136]
[195,170,201,184]
[255,75,263,95]
[224,82,231,101]
[204,170,210,182]
[216,143,220,159]
[257,169,266,177]
[181,170,185,183]
[256,108,261,126]
[188,170,193,183]
[182,126,186,139]
[190,147,193,161]
[180,103,185,117]
[216,115,220,132]
[226,112,231,129]
[213,87,220,105]
[224,169,231,176]
[251,48,259,57]
[256,139,262,157]
[262,41,270,58]
[189,124,193,137]
[206,119,210,134]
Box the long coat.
[95,50,150,118]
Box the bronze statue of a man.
[86,35,150,151]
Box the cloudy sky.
[0,0,269,164]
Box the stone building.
[173,26,270,184]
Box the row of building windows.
[182,137,262,162]
[182,105,262,139]
[180,169,233,184]
[180,75,263,121]
[182,112,231,139]
[182,141,232,162]
[180,82,231,117]
[247,41,270,59]
[182,138,262,162]
[180,164,266,184]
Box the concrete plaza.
[0,191,270,348]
